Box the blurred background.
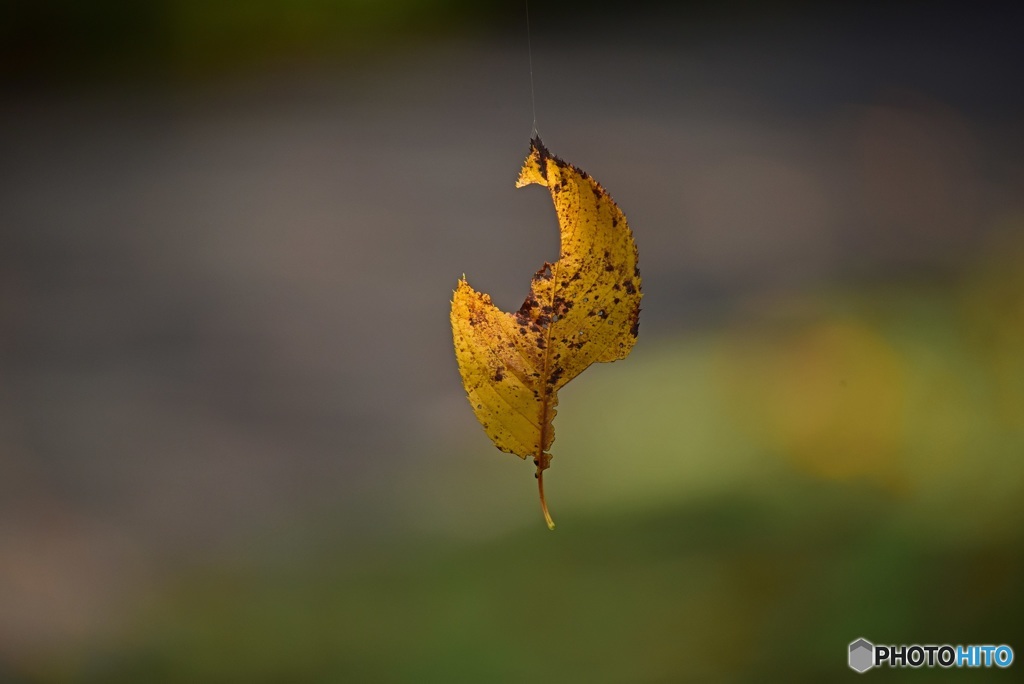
[2,1,1023,681]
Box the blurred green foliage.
[2,0,497,81]
[52,493,1023,683]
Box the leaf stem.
[537,467,556,530]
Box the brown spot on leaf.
[518,294,539,316]
[629,306,641,337]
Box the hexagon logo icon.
[849,638,874,673]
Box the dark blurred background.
[1,1,1023,681]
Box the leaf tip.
[530,135,548,158]
[517,137,550,189]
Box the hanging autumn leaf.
[450,138,642,529]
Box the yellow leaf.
[450,138,642,529]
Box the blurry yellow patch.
[717,320,906,485]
